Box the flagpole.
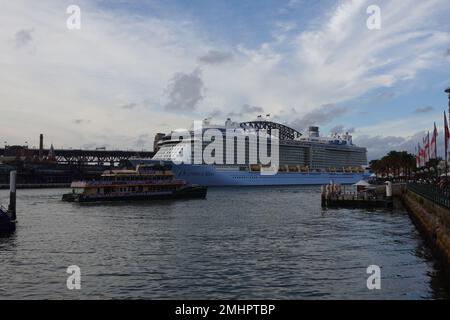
[434,124,437,160]
[444,111,450,179]
[447,88,450,179]
[434,123,438,179]
[444,122,448,179]
[430,124,436,178]
[445,110,449,178]
[428,131,430,167]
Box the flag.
[430,122,437,159]
[415,146,420,168]
[423,133,430,163]
[419,144,425,167]
[445,111,450,162]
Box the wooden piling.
[8,171,16,221]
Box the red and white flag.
[430,122,438,159]
[415,145,420,168]
[419,145,425,167]
[423,133,430,163]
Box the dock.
[321,181,393,208]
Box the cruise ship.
[147,118,368,186]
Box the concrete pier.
[321,182,393,208]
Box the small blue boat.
[0,205,15,233]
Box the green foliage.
[369,150,416,178]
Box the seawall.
[402,189,450,271]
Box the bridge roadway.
[0,148,154,165]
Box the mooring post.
[385,181,393,199]
[8,171,16,221]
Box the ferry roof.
[101,165,173,177]
[102,170,137,175]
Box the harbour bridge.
[0,147,154,166]
[239,121,302,140]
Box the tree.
[369,151,416,179]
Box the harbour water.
[0,187,449,299]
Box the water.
[0,187,449,299]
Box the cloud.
[134,134,150,149]
[207,109,223,118]
[289,104,348,131]
[73,119,91,124]
[446,48,450,56]
[354,110,445,159]
[198,50,233,65]
[1,0,450,149]
[227,104,264,118]
[272,21,297,42]
[283,0,450,111]
[14,28,34,48]
[414,106,434,114]
[330,125,357,134]
[354,129,446,160]
[329,125,355,134]
[215,0,450,126]
[241,104,264,114]
[0,1,206,148]
[372,91,396,102]
[80,142,110,150]
[121,103,138,110]
[164,68,205,112]
[278,0,303,14]
[354,132,423,160]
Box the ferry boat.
[62,163,207,202]
[146,118,368,186]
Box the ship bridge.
[239,121,302,141]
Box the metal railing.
[407,183,450,209]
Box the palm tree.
[370,151,416,180]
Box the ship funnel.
[308,126,319,138]
[39,133,44,160]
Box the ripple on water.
[0,187,449,299]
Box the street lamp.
[446,87,450,114]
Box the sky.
[1,0,450,160]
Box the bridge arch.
[239,121,302,140]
